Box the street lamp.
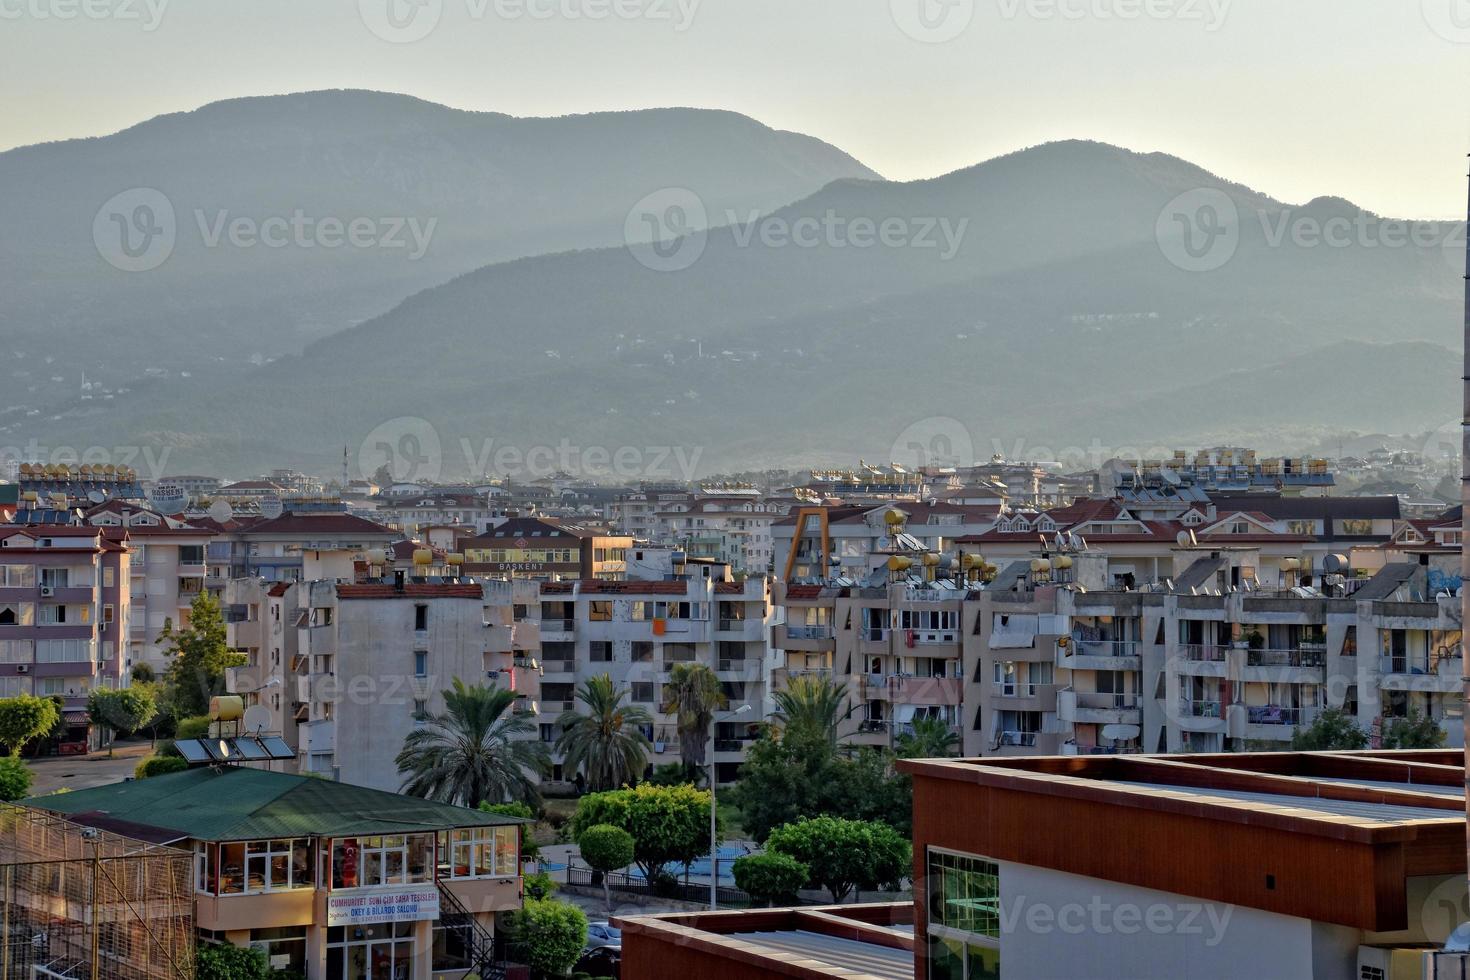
[709,703,751,909]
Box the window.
[632,641,653,663]
[413,651,428,678]
[589,601,613,622]
[0,566,35,588]
[102,567,115,588]
[0,641,33,664]
[102,604,114,626]
[631,682,655,703]
[0,604,33,626]
[414,604,428,631]
[589,641,613,663]
[928,849,1000,940]
[331,835,433,889]
[440,826,519,879]
[39,568,70,589]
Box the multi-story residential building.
[774,502,1000,582]
[229,576,543,789]
[462,517,631,582]
[84,499,217,676]
[200,512,400,582]
[0,524,129,745]
[372,492,500,535]
[538,575,771,784]
[648,496,786,573]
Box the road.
[27,741,154,795]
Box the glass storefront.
[326,922,416,980]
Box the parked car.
[586,922,622,948]
[575,944,621,978]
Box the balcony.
[540,660,575,677]
[989,681,1061,712]
[715,618,762,639]
[1177,698,1226,733]
[300,720,332,754]
[1243,704,1318,740]
[1380,655,1462,694]
[775,623,835,652]
[1058,689,1142,725]
[1242,647,1326,684]
[862,675,964,706]
[1057,638,1141,671]
[1176,644,1229,678]
[541,619,575,634]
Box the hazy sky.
[3,0,1468,218]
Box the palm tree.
[396,679,548,808]
[771,674,851,747]
[555,674,653,791]
[896,714,960,759]
[661,662,727,782]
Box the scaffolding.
[0,804,194,980]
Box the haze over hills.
[14,138,1466,479]
[0,89,878,406]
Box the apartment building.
[0,525,129,743]
[774,502,1000,582]
[538,575,771,784]
[646,496,786,573]
[461,516,632,581]
[201,512,400,582]
[84,499,216,675]
[229,577,543,790]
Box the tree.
[159,592,246,719]
[1382,710,1447,749]
[0,756,34,802]
[732,852,808,907]
[570,783,712,884]
[662,662,726,781]
[578,824,635,915]
[396,679,548,808]
[766,816,910,903]
[0,695,60,757]
[555,674,652,792]
[87,686,158,757]
[195,943,269,980]
[513,899,588,977]
[896,715,960,759]
[771,674,850,747]
[135,755,189,779]
[1291,707,1369,750]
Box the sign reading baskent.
[325,886,440,927]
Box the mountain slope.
[20,140,1465,477]
[0,89,878,399]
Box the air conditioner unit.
[15,665,27,674]
[39,586,55,597]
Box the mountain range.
[4,92,1464,479]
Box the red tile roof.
[336,584,484,600]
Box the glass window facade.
[927,849,1001,980]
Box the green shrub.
[514,899,587,977]
[135,755,189,780]
[0,756,33,802]
[524,870,557,900]
[196,942,269,980]
[732,852,809,906]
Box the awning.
[990,613,1039,648]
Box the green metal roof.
[24,766,528,842]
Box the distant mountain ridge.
[14,136,1465,477]
[0,88,879,402]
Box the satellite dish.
[150,483,187,516]
[86,490,105,504]
[259,495,284,520]
[208,499,234,524]
[1158,466,1182,486]
[242,704,272,735]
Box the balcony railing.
[786,624,832,640]
[541,619,575,633]
[859,627,891,642]
[717,658,748,672]
[1182,644,1227,663]
[1070,691,1142,710]
[716,618,748,632]
[1246,648,1324,669]
[540,660,575,674]
[1382,655,1460,676]
[995,731,1038,747]
[1066,638,1138,658]
[996,682,1043,699]
[1247,705,1317,726]
[1182,699,1223,718]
